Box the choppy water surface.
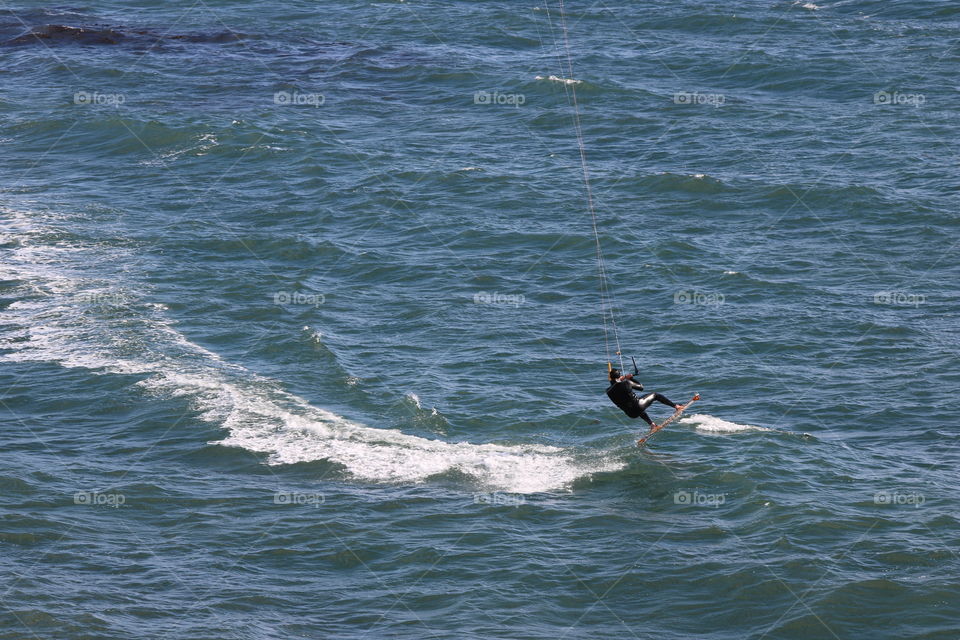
[1,1,958,638]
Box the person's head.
[609,368,621,382]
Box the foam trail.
[679,413,771,433]
[1,209,623,493]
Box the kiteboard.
[637,393,700,447]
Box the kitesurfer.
[605,368,683,427]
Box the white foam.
[679,413,771,433]
[142,370,621,493]
[2,211,624,493]
[404,392,442,419]
[302,325,322,343]
[139,133,219,166]
[535,75,582,85]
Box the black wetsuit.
[606,378,676,426]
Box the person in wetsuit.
[605,368,682,427]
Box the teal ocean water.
[1,1,958,638]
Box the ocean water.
[1,1,958,638]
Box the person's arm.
[623,374,643,391]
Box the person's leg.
[634,394,658,426]
[636,393,656,411]
[636,408,653,426]
[638,392,681,416]
[651,393,677,408]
